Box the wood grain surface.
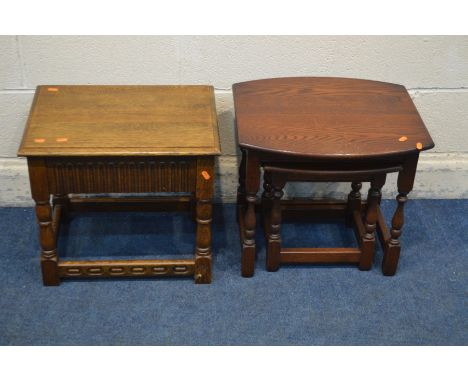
[18,85,221,156]
[233,77,434,159]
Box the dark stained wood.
[28,157,60,286]
[51,203,62,239]
[67,196,192,213]
[58,259,195,278]
[194,156,215,283]
[280,248,361,264]
[241,151,260,277]
[261,171,273,247]
[266,178,285,272]
[18,85,220,157]
[46,157,197,194]
[234,77,434,276]
[382,154,419,276]
[237,204,247,257]
[376,205,391,245]
[20,85,220,285]
[233,77,434,159]
[352,210,365,246]
[280,199,349,220]
[360,174,386,270]
[52,194,69,220]
[262,165,402,182]
[263,166,392,273]
[346,182,362,226]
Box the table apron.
[44,157,198,194]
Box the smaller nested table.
[18,85,220,285]
[233,77,434,277]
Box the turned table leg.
[346,182,362,226]
[382,155,419,276]
[360,174,386,271]
[266,178,285,272]
[28,158,60,286]
[261,171,274,240]
[383,193,408,276]
[241,152,260,277]
[35,200,59,286]
[194,157,214,284]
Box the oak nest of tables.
[233,77,434,277]
[18,85,220,285]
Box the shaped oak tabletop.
[233,77,434,159]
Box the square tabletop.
[18,85,221,157]
[233,77,434,159]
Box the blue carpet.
[0,200,466,345]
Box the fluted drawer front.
[46,157,197,194]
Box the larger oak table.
[233,77,434,277]
[18,85,220,285]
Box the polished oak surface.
[234,77,435,277]
[18,85,221,157]
[233,77,434,159]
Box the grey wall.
[1,36,467,204]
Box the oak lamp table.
[233,77,434,277]
[18,85,220,285]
